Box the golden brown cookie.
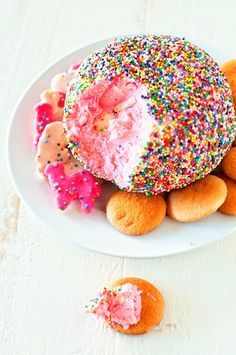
[106,191,166,236]
[221,60,236,111]
[222,147,236,181]
[109,277,164,335]
[218,175,236,216]
[167,175,227,222]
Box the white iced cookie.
[50,61,81,94]
[40,90,65,120]
[64,155,84,175]
[51,72,74,94]
[36,121,84,175]
[36,122,71,173]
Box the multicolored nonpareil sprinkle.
[64,35,236,194]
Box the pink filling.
[85,283,142,329]
[67,77,152,187]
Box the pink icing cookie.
[44,162,101,212]
[85,283,142,330]
[40,90,65,120]
[36,122,72,173]
[34,91,66,147]
[34,103,55,146]
[68,61,81,72]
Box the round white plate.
[7,37,236,258]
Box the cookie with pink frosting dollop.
[85,277,164,335]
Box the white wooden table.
[1,0,236,354]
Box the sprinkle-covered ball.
[64,35,235,194]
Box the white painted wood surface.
[1,0,236,354]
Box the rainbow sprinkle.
[64,35,235,194]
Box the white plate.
[7,37,236,258]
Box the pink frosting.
[44,162,101,212]
[85,283,142,329]
[68,61,82,73]
[65,77,152,188]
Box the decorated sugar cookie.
[44,162,101,212]
[36,122,71,173]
